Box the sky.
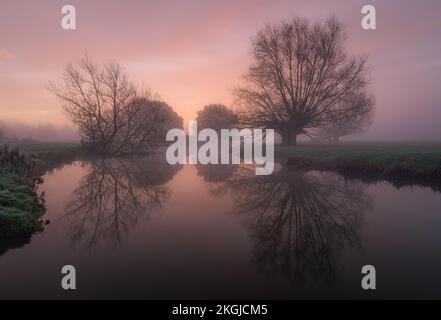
[1,0,441,141]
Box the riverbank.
[0,171,45,240]
[279,142,441,189]
[0,142,81,245]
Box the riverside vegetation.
[278,142,441,190]
[0,145,45,250]
[0,143,80,248]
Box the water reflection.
[196,164,239,183]
[53,159,372,284]
[218,166,372,286]
[62,158,181,249]
[4,158,441,298]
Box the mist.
[0,121,79,142]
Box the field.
[9,142,82,174]
[9,141,81,156]
[6,140,441,184]
[278,141,441,188]
[13,140,441,185]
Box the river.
[1,156,441,299]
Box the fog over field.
[0,121,79,142]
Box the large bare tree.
[234,16,374,145]
[49,55,181,155]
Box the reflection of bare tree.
[224,166,371,286]
[63,158,181,249]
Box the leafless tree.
[233,16,374,145]
[49,55,181,155]
[196,104,238,132]
[318,92,375,142]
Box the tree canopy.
[196,104,238,132]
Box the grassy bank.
[280,142,441,188]
[0,171,45,239]
[0,142,81,247]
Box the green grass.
[279,142,441,187]
[0,171,45,240]
[0,142,80,247]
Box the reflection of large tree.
[63,158,181,249]
[224,166,371,285]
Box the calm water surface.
[1,156,441,299]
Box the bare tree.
[233,16,374,145]
[196,104,238,132]
[318,92,375,143]
[49,55,180,155]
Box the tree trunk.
[281,130,298,146]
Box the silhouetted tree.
[49,55,181,155]
[234,16,374,145]
[113,98,183,154]
[196,104,238,132]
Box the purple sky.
[1,0,441,140]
